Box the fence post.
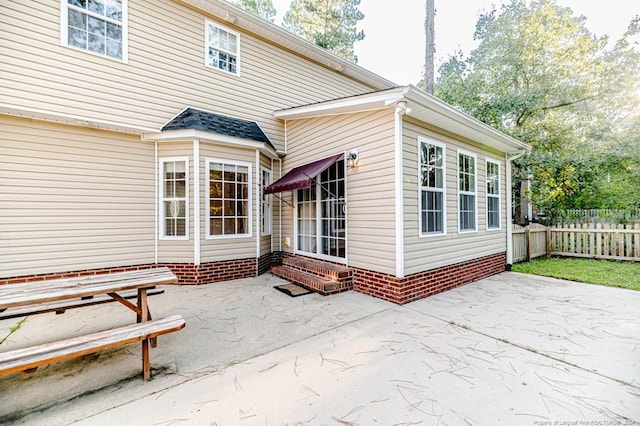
[525,227,531,261]
[546,227,551,255]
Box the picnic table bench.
[0,268,185,380]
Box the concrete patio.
[1,272,639,424]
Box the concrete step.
[281,256,353,282]
[270,265,353,295]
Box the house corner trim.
[395,104,405,278]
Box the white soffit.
[0,103,158,134]
[274,88,405,120]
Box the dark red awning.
[264,153,343,194]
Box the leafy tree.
[282,0,365,62]
[589,117,640,210]
[233,0,277,22]
[435,0,640,219]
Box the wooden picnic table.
[0,268,177,311]
[0,267,184,380]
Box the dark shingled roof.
[163,108,275,149]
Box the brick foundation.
[0,264,160,285]
[2,252,506,305]
[353,252,506,304]
[187,258,257,284]
[257,252,274,276]
[1,258,260,286]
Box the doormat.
[274,283,313,297]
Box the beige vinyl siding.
[199,143,257,262]
[0,116,155,277]
[402,118,507,275]
[157,142,194,263]
[271,158,285,252]
[1,0,376,152]
[283,110,396,274]
[259,154,273,256]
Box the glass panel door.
[297,182,317,253]
[296,159,346,260]
[320,159,345,258]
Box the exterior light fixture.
[346,149,359,168]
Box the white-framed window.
[486,159,501,230]
[458,150,477,233]
[206,159,252,238]
[261,168,272,236]
[205,20,240,75]
[61,0,128,61]
[418,136,446,236]
[160,158,188,240]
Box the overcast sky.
[269,0,640,85]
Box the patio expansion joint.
[408,308,640,391]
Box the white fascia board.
[260,144,280,159]
[0,103,158,134]
[274,88,405,120]
[402,86,530,153]
[143,129,279,158]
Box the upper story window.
[206,159,251,238]
[62,0,127,61]
[419,136,446,236]
[160,158,188,240]
[205,20,240,75]
[458,150,477,233]
[486,159,501,230]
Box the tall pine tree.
[233,0,276,23]
[283,0,365,62]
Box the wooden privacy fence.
[549,223,640,261]
[512,224,549,262]
[512,223,640,262]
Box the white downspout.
[256,150,261,261]
[279,158,282,254]
[154,141,158,265]
[506,150,526,266]
[394,102,407,279]
[271,157,274,254]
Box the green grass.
[511,257,640,291]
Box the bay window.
[207,159,251,237]
[160,158,188,239]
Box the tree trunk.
[424,0,435,94]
